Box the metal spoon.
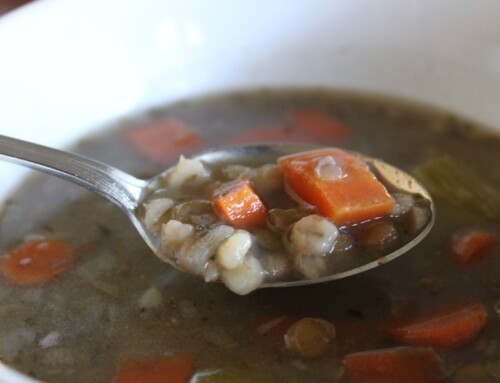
[0,135,434,288]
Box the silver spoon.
[0,135,434,289]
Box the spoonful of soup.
[0,136,434,294]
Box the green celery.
[413,155,500,219]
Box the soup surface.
[0,89,499,383]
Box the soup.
[0,89,498,383]
[141,146,431,294]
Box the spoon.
[0,135,434,289]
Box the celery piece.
[413,156,500,219]
[191,369,295,383]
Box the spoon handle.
[0,134,147,212]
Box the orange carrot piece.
[450,230,497,265]
[0,239,74,286]
[232,110,352,145]
[212,180,268,230]
[290,109,352,141]
[123,118,205,163]
[114,354,194,383]
[388,303,487,349]
[343,347,445,383]
[278,148,395,226]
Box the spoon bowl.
[0,135,434,289]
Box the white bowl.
[0,0,500,381]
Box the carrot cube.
[450,230,497,265]
[114,354,194,383]
[290,109,352,141]
[123,118,204,164]
[232,109,352,145]
[388,303,487,349]
[343,346,445,383]
[278,148,395,226]
[0,239,74,286]
[212,180,267,230]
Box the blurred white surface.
[0,1,500,378]
[2,0,500,144]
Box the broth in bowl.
[0,89,499,383]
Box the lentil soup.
[0,89,499,383]
[141,145,431,295]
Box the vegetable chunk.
[388,303,487,349]
[289,214,339,278]
[212,180,268,229]
[343,346,445,383]
[279,148,395,226]
[413,155,500,219]
[291,108,352,141]
[114,354,194,383]
[232,109,352,145]
[219,254,264,295]
[1,239,74,285]
[450,230,497,265]
[123,118,204,164]
[284,317,336,359]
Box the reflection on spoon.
[0,136,434,294]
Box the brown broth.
[0,89,499,383]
